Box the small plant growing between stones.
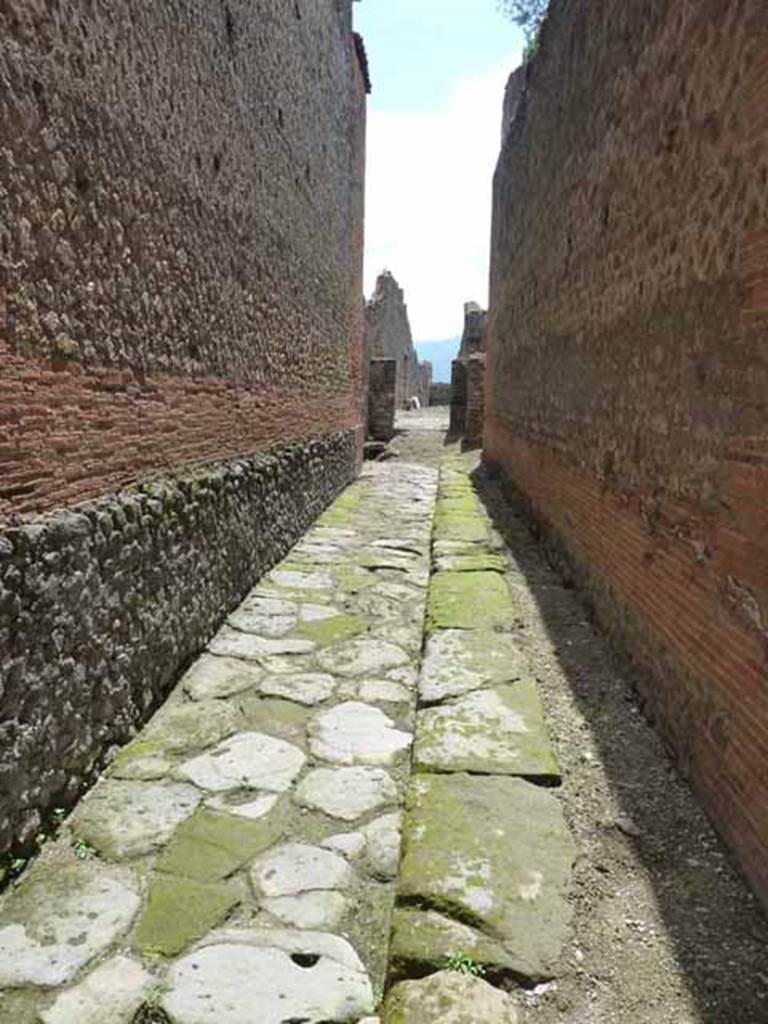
[443,952,487,977]
[72,836,97,860]
[133,985,171,1024]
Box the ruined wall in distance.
[365,271,421,410]
[486,0,768,903]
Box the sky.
[354,0,524,343]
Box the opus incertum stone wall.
[0,433,358,858]
[0,1,368,859]
[486,0,768,903]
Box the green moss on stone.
[134,872,242,957]
[389,907,516,976]
[333,565,378,593]
[296,613,367,647]
[426,572,514,631]
[434,494,481,517]
[434,553,506,574]
[432,518,488,544]
[318,486,362,526]
[235,696,309,748]
[155,807,284,881]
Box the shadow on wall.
[473,464,768,1024]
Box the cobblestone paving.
[0,451,575,1024]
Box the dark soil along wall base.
[0,430,357,859]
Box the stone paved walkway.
[0,452,574,1023]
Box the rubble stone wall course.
[0,430,358,855]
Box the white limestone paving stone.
[322,831,367,858]
[309,702,412,766]
[0,861,140,988]
[419,628,532,702]
[413,682,560,779]
[260,672,336,706]
[205,793,279,820]
[295,767,398,821]
[362,812,402,880]
[226,606,297,637]
[177,732,306,792]
[383,971,518,1024]
[262,891,349,930]
[269,568,334,590]
[317,637,410,677]
[68,779,202,859]
[39,955,152,1024]
[251,843,353,897]
[162,929,374,1024]
[358,679,411,703]
[208,627,316,660]
[182,654,264,700]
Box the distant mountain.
[415,337,460,383]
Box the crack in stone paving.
[0,453,574,1024]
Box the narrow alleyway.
[0,411,765,1023]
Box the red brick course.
[0,340,360,521]
[485,419,768,902]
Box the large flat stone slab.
[40,955,152,1024]
[317,638,410,677]
[295,767,398,821]
[162,930,374,1023]
[413,683,559,779]
[156,807,284,881]
[309,702,412,766]
[389,908,521,976]
[426,572,515,632]
[182,654,264,700]
[397,774,574,981]
[383,971,518,1024]
[134,874,241,957]
[177,732,306,792]
[0,862,140,988]
[419,629,531,702]
[69,780,201,860]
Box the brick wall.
[486,0,768,904]
[0,0,366,519]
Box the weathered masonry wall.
[486,0,768,903]
[0,1,367,856]
[0,0,366,517]
[365,271,423,411]
[0,433,357,855]
[368,358,397,442]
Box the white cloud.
[363,57,521,341]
